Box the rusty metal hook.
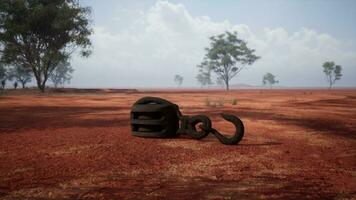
[178,115,211,139]
[178,113,244,145]
[208,113,244,145]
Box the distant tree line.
[0,1,343,91]
[0,59,74,90]
[194,32,343,90]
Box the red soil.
[0,89,355,199]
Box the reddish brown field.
[0,89,355,199]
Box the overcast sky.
[70,0,356,88]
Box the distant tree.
[0,64,7,90]
[0,64,6,81]
[50,60,74,88]
[322,61,342,89]
[196,63,213,88]
[198,31,260,90]
[1,80,5,90]
[9,65,32,88]
[196,73,212,88]
[174,74,183,87]
[13,81,18,89]
[262,73,278,89]
[216,76,225,88]
[0,0,92,92]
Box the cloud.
[71,1,356,88]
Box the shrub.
[232,98,238,105]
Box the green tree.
[216,77,225,88]
[196,63,213,88]
[1,79,5,90]
[174,74,183,87]
[0,0,92,92]
[262,73,278,89]
[322,61,342,89]
[0,63,6,82]
[0,63,7,90]
[198,31,259,90]
[50,60,74,88]
[9,65,32,88]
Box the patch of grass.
[205,98,211,107]
[205,98,224,107]
[231,98,238,105]
[217,98,224,107]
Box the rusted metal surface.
[131,97,179,138]
[131,96,244,145]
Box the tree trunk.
[39,84,45,92]
[21,82,25,89]
[35,80,45,92]
[36,80,46,92]
[32,63,50,93]
[34,74,47,93]
[328,75,332,90]
[225,80,229,90]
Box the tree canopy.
[9,65,32,88]
[174,74,183,87]
[50,60,74,88]
[196,62,213,88]
[0,0,92,92]
[262,72,278,89]
[0,63,6,82]
[198,31,259,90]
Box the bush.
[232,98,238,105]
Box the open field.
[0,89,355,199]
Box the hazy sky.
[70,0,356,88]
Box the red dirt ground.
[0,89,355,199]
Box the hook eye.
[187,115,211,139]
[210,114,244,145]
